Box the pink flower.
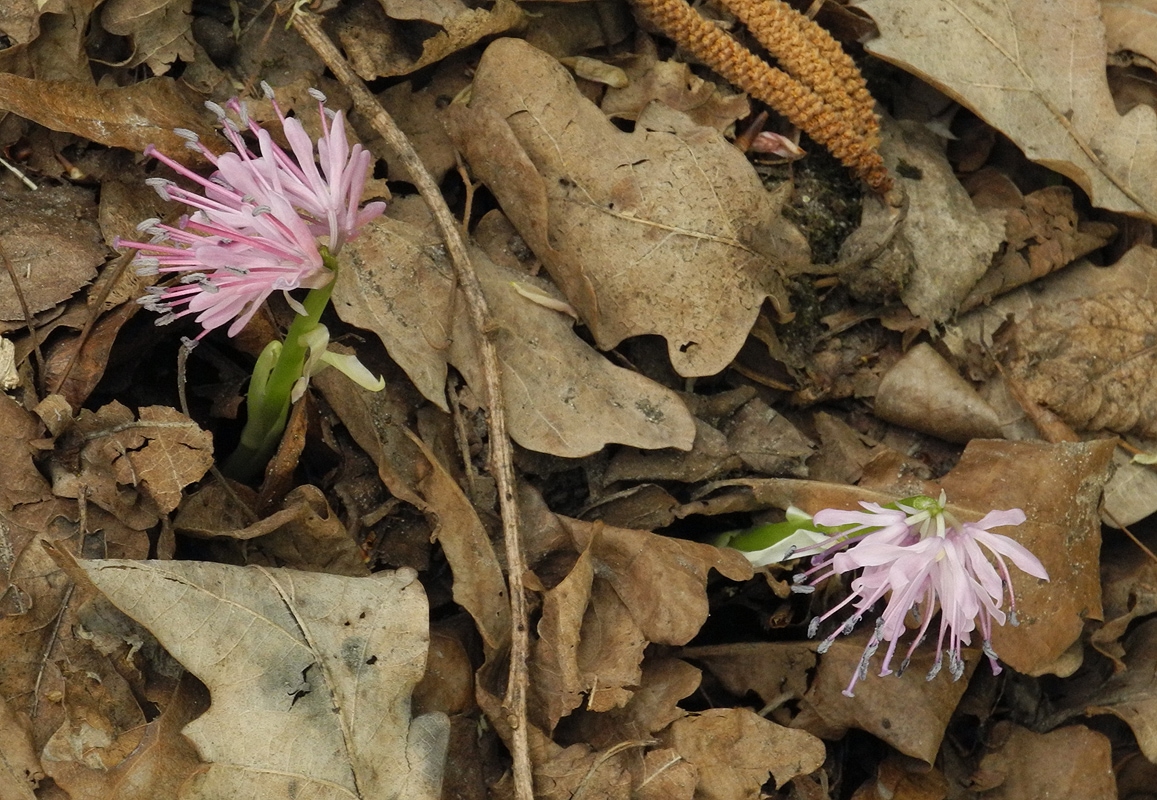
[116,85,386,339]
[798,496,1048,697]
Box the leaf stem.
[223,250,338,481]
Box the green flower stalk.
[117,84,387,480]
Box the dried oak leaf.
[78,560,449,800]
[658,708,825,797]
[445,38,807,377]
[100,0,195,76]
[1003,287,1157,437]
[56,402,212,517]
[601,54,751,132]
[335,215,696,457]
[974,723,1116,800]
[0,184,104,322]
[794,632,976,764]
[961,183,1116,311]
[0,694,42,798]
[857,0,1157,219]
[0,76,220,165]
[1084,617,1157,762]
[41,676,205,800]
[334,0,524,80]
[877,118,1005,324]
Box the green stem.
[222,251,338,481]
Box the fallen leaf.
[78,559,449,800]
[0,184,105,322]
[659,708,825,796]
[0,694,41,798]
[879,118,1005,323]
[100,0,195,76]
[974,723,1116,799]
[446,38,807,377]
[602,53,751,132]
[334,0,524,80]
[1084,617,1157,762]
[858,0,1157,219]
[794,633,976,764]
[336,215,698,457]
[0,76,221,164]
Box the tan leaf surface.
[78,560,448,800]
[0,694,41,799]
[1084,617,1157,762]
[336,215,697,457]
[0,76,220,165]
[334,0,524,80]
[561,517,754,646]
[447,38,807,377]
[857,0,1157,219]
[100,0,195,76]
[794,634,976,764]
[975,723,1116,800]
[601,54,751,132]
[659,708,825,796]
[879,119,1005,323]
[0,184,104,321]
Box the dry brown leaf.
[858,0,1157,219]
[532,742,632,800]
[0,184,104,322]
[961,183,1116,311]
[336,215,697,457]
[601,56,751,132]
[176,482,370,577]
[974,723,1116,800]
[1003,287,1157,437]
[446,38,807,377]
[1104,0,1157,66]
[659,708,825,797]
[41,675,205,800]
[0,694,41,798]
[531,545,595,730]
[873,343,1003,443]
[681,642,815,711]
[78,559,449,800]
[795,633,976,764]
[334,0,524,80]
[0,76,220,165]
[1084,617,1157,762]
[54,402,212,519]
[877,118,1005,323]
[561,517,754,646]
[631,747,697,800]
[42,303,138,409]
[568,657,702,750]
[100,0,195,76]
[1090,541,1157,666]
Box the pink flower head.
[797,494,1048,697]
[116,84,387,339]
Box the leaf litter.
[0,0,1155,798]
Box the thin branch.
[0,239,44,396]
[290,14,533,800]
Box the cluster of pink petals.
[796,497,1048,697]
[115,85,386,338]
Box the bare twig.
[291,13,533,800]
[0,239,44,395]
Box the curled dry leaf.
[659,708,825,797]
[602,57,751,132]
[78,559,449,800]
[336,215,697,457]
[334,0,524,80]
[0,184,105,322]
[876,118,1005,323]
[0,75,220,165]
[857,0,1157,219]
[974,723,1116,800]
[446,38,808,377]
[794,633,976,764]
[100,0,195,76]
[1084,617,1157,762]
